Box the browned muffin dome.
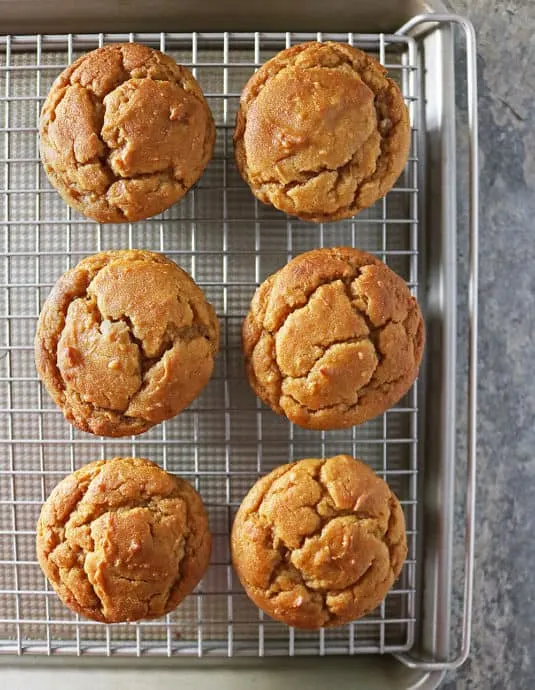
[243,247,424,430]
[35,250,219,437]
[231,455,407,629]
[40,43,215,222]
[234,41,410,222]
[37,457,211,623]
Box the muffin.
[234,41,410,222]
[243,247,424,430]
[231,455,407,629]
[40,43,215,222]
[36,457,211,623]
[35,249,219,437]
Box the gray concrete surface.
[443,0,535,687]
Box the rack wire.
[0,31,420,657]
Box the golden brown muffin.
[243,247,424,430]
[35,250,219,437]
[36,457,211,623]
[232,455,406,629]
[40,43,215,223]
[234,41,410,222]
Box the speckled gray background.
[443,0,535,688]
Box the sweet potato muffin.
[35,250,219,437]
[243,247,424,430]
[231,455,407,629]
[234,41,410,222]
[40,43,215,222]
[37,457,211,623]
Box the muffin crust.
[35,250,219,437]
[243,247,424,430]
[234,42,410,221]
[40,43,215,222]
[231,455,407,629]
[37,457,212,623]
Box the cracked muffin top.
[231,455,406,629]
[35,250,219,437]
[243,247,424,430]
[234,41,410,222]
[37,457,211,623]
[40,43,215,223]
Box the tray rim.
[0,5,478,689]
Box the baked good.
[40,43,215,223]
[35,249,219,437]
[234,41,410,222]
[36,457,211,623]
[231,455,406,629]
[243,247,424,430]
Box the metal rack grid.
[0,31,420,657]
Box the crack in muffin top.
[36,457,211,623]
[234,41,410,222]
[40,43,215,223]
[35,250,220,437]
[231,455,407,629]
[242,247,424,430]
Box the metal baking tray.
[0,2,478,688]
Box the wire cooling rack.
[0,31,420,657]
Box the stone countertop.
[444,0,535,688]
